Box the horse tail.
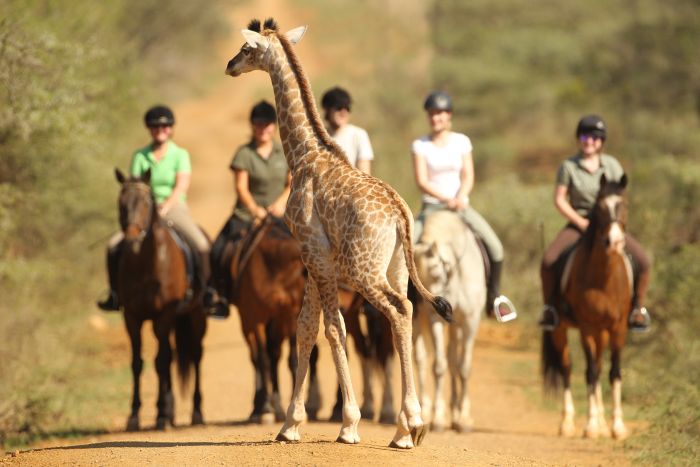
[395,199,453,323]
[175,313,196,391]
[541,330,562,394]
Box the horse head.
[414,240,457,296]
[115,168,157,254]
[590,173,628,255]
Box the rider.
[411,90,517,322]
[97,105,211,311]
[538,114,651,332]
[206,100,291,318]
[321,86,374,174]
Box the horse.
[413,210,486,433]
[223,215,306,423]
[114,168,207,431]
[541,174,632,439]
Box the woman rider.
[97,105,211,310]
[538,114,651,332]
[411,91,517,322]
[206,100,291,318]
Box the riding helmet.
[144,105,175,127]
[250,100,277,124]
[423,91,453,112]
[576,114,606,139]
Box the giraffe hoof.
[388,440,413,450]
[275,432,300,443]
[411,424,427,446]
[336,435,360,444]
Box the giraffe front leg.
[276,280,321,443]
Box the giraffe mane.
[276,30,347,158]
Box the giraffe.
[225,18,452,449]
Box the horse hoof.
[452,422,472,434]
[360,409,375,421]
[191,412,205,426]
[260,413,276,425]
[155,417,169,431]
[431,422,446,433]
[411,424,427,446]
[306,409,320,422]
[126,416,139,432]
[328,410,343,423]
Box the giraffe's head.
[225,18,307,77]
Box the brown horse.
[542,174,632,439]
[224,216,305,422]
[115,169,207,431]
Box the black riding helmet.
[423,91,453,112]
[576,114,606,140]
[144,105,175,127]
[250,100,277,124]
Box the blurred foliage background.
[0,0,697,462]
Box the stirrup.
[493,295,517,323]
[629,307,651,333]
[538,305,559,331]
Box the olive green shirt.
[556,153,624,216]
[230,140,288,222]
[130,141,191,204]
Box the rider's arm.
[413,152,451,204]
[159,172,190,216]
[356,159,371,174]
[267,172,292,217]
[234,169,267,220]
[452,151,474,209]
[554,184,589,231]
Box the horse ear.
[619,173,628,189]
[142,169,152,184]
[241,29,270,51]
[284,25,307,44]
[115,168,126,184]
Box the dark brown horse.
[224,216,305,422]
[115,169,207,431]
[542,174,632,440]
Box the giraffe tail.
[396,202,453,323]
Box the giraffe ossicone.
[225,18,452,449]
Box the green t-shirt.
[130,141,192,204]
[230,140,288,222]
[556,153,624,216]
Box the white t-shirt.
[330,124,374,168]
[411,132,473,204]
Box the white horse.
[413,210,486,432]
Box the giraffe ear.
[284,25,307,44]
[241,29,270,51]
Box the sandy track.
[2,1,630,465]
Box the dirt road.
[3,1,631,465]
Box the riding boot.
[628,269,651,332]
[97,245,121,311]
[204,247,230,319]
[486,260,502,313]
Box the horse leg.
[455,319,477,433]
[191,313,206,426]
[594,331,611,437]
[305,345,321,421]
[448,322,460,430]
[412,307,431,426]
[276,278,322,443]
[347,299,376,421]
[552,326,575,437]
[154,316,175,430]
[429,314,448,432]
[609,328,628,439]
[125,316,143,432]
[581,331,601,438]
[266,321,285,422]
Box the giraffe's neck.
[265,38,331,174]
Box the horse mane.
[273,24,349,160]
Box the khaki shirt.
[230,140,288,222]
[556,153,624,216]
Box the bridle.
[120,182,156,245]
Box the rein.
[231,215,276,285]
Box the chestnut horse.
[225,216,306,422]
[115,169,207,431]
[542,174,632,439]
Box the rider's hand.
[267,202,285,218]
[158,201,172,217]
[253,205,267,221]
[577,218,590,231]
